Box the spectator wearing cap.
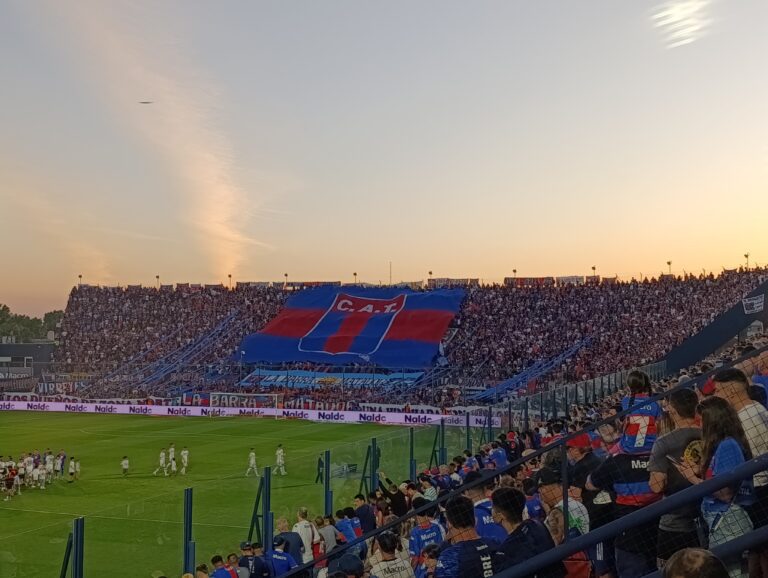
[462,471,507,545]
[491,486,566,578]
[434,495,502,578]
[238,541,269,578]
[328,553,365,578]
[538,466,590,544]
[647,388,702,569]
[265,536,298,576]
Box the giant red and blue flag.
[239,287,465,368]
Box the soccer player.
[74,459,81,480]
[168,443,176,465]
[169,457,178,476]
[154,448,168,476]
[275,444,286,476]
[180,446,189,475]
[121,456,130,476]
[67,457,76,483]
[45,452,54,483]
[246,449,258,477]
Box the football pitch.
[0,412,472,578]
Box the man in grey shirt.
[648,388,702,569]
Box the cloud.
[53,2,266,280]
[652,0,713,48]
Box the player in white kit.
[153,448,168,476]
[245,449,259,477]
[121,456,130,476]
[168,443,175,465]
[275,444,286,476]
[180,447,189,475]
[45,452,54,483]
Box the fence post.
[262,466,273,548]
[524,398,530,432]
[183,487,194,575]
[370,437,379,492]
[72,517,84,578]
[248,477,263,543]
[59,532,73,578]
[439,419,447,465]
[487,405,493,443]
[539,392,544,422]
[551,389,557,420]
[507,400,513,432]
[563,386,569,420]
[324,449,333,516]
[464,413,471,452]
[560,444,569,543]
[409,428,417,481]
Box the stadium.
[2,270,768,578]
[4,3,768,578]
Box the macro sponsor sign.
[0,401,501,427]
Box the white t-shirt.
[121,459,129,469]
[738,401,768,487]
[549,498,590,537]
[181,450,189,465]
[168,447,175,460]
[68,461,76,474]
[249,452,256,465]
[159,451,166,466]
[292,520,317,563]
[369,557,417,578]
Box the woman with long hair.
[675,396,754,577]
[619,370,662,454]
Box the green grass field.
[0,412,474,578]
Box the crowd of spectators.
[447,268,767,381]
[51,268,766,402]
[182,340,768,578]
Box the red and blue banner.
[239,287,465,368]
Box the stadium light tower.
[228,273,232,289]
[155,275,159,288]
[78,274,82,286]
[513,269,517,278]
[353,272,357,284]
[284,273,288,288]
[591,265,596,277]
[667,260,672,275]
[745,253,750,270]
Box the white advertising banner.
[0,400,501,427]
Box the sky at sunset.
[1,1,766,316]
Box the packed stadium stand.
[52,268,766,403]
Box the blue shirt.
[620,395,662,454]
[266,550,298,576]
[702,437,754,515]
[525,494,545,521]
[490,448,508,468]
[409,522,444,557]
[435,538,498,578]
[335,518,356,544]
[473,499,507,545]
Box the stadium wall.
[664,277,768,373]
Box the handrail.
[495,454,768,578]
[280,342,768,577]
